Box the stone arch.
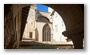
[45,4,84,49]
[13,4,83,48]
[8,4,83,49]
[42,24,51,41]
[36,16,50,22]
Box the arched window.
[43,24,51,41]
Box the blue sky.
[37,4,48,12]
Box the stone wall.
[4,4,31,49]
[4,10,17,49]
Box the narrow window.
[29,32,32,38]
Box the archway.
[4,4,84,49]
[43,24,51,41]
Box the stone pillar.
[71,34,84,49]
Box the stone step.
[19,41,73,49]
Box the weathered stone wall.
[4,4,31,49]
[4,10,17,49]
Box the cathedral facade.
[22,5,53,42]
[22,5,67,44]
